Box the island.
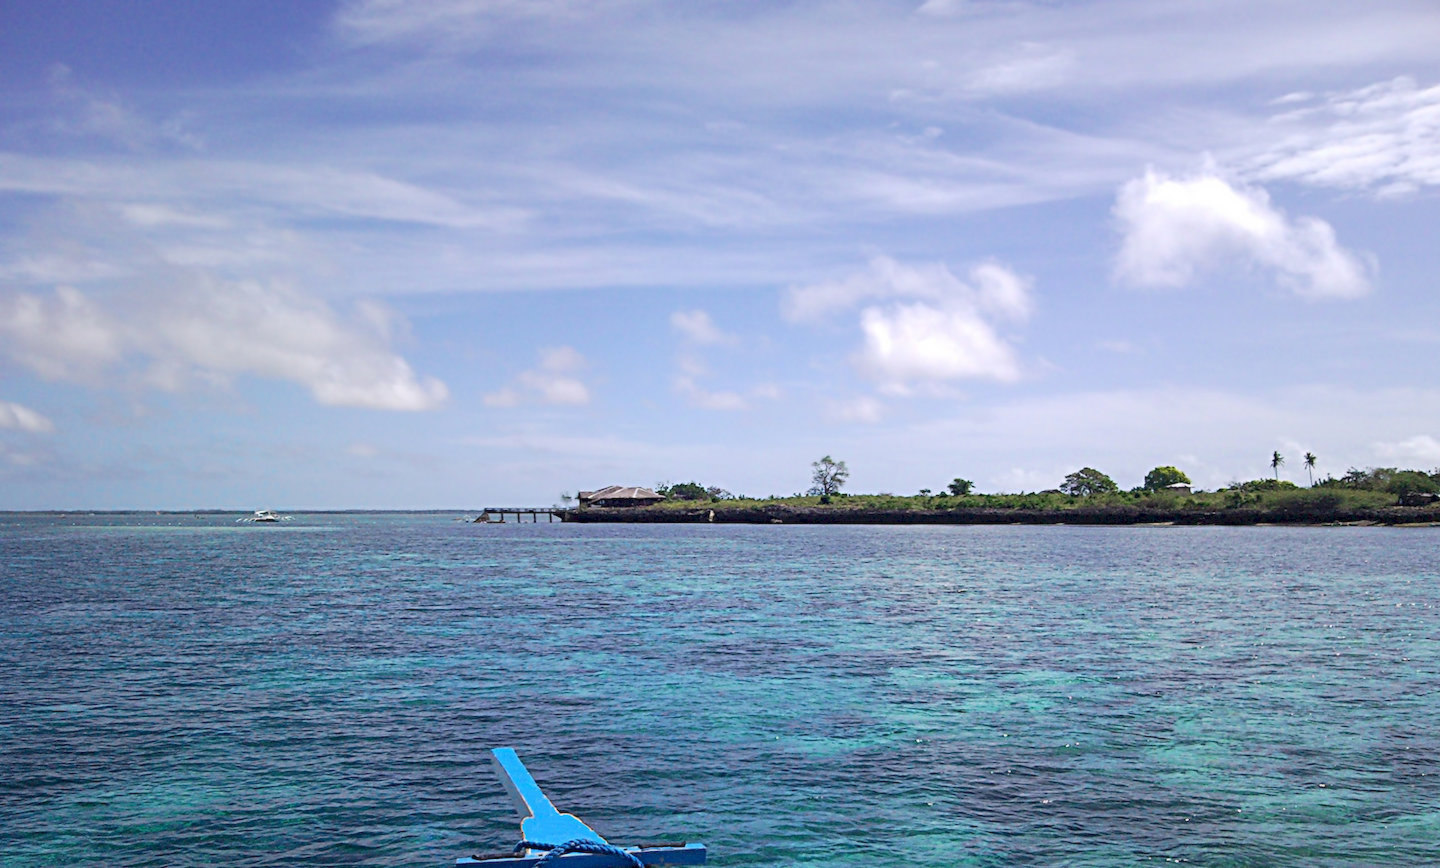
[560,462,1440,526]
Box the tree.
[1304,452,1317,486]
[661,481,709,501]
[1271,450,1285,479]
[810,455,850,497]
[1384,470,1439,497]
[947,477,974,496]
[1061,467,1118,497]
[1143,466,1191,490]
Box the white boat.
[237,509,290,523]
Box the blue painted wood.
[454,842,707,867]
[464,748,706,867]
[490,748,607,847]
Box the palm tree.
[1303,452,1317,486]
[1271,450,1285,480]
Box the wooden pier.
[475,507,570,523]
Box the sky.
[2,0,1439,509]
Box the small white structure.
[1165,483,1192,495]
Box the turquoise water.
[2,514,1438,866]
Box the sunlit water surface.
[2,514,1437,866]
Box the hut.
[1165,482,1193,495]
[577,485,665,508]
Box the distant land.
[560,474,1440,526]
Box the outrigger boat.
[459,748,705,867]
[237,509,290,523]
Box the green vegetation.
[1061,467,1118,497]
[1143,466,1191,490]
[1317,466,1440,496]
[809,455,850,500]
[607,462,1440,525]
[656,481,732,502]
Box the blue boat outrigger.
[458,748,706,867]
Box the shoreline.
[563,504,1440,526]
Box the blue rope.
[514,839,644,868]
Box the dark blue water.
[2,514,1438,866]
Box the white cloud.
[1113,168,1373,298]
[0,401,55,433]
[0,282,448,411]
[786,256,1032,389]
[674,376,747,411]
[670,309,737,346]
[784,256,1031,324]
[0,286,125,381]
[671,364,780,412]
[827,395,885,424]
[337,0,605,45]
[1374,434,1440,465]
[856,302,1023,386]
[886,384,1440,493]
[1250,77,1440,195]
[46,64,202,152]
[0,154,518,231]
[485,345,591,407]
[963,43,1075,96]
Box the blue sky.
[2,0,1439,509]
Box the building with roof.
[577,485,665,508]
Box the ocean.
[2,513,1437,866]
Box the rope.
[514,839,645,868]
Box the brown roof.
[579,485,664,502]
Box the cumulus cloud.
[785,256,1032,389]
[1113,168,1373,298]
[857,302,1024,386]
[0,281,448,411]
[1251,77,1440,195]
[0,401,55,433]
[670,309,737,346]
[485,346,591,407]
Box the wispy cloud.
[1249,77,1440,196]
[0,401,55,433]
[45,64,203,152]
[827,395,885,424]
[1113,168,1373,298]
[1374,434,1440,465]
[673,376,748,412]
